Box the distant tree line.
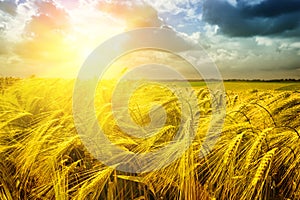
[222,79,300,82]
[161,78,300,82]
[0,76,299,83]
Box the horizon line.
[1,76,300,82]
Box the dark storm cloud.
[241,0,300,18]
[203,0,300,37]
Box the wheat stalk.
[223,133,244,165]
[251,148,277,187]
[244,128,271,170]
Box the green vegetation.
[276,84,300,91]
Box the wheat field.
[0,78,299,200]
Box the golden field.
[0,78,299,200]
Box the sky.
[0,0,299,79]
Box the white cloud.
[226,0,237,7]
[189,32,201,42]
[278,42,300,52]
[239,0,265,6]
[204,24,219,37]
[290,42,300,49]
[144,0,202,20]
[181,22,300,78]
[255,37,273,46]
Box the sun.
[63,8,126,73]
[6,1,126,78]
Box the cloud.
[23,1,70,36]
[255,37,273,46]
[14,0,72,61]
[0,0,298,79]
[277,42,300,53]
[0,0,128,77]
[0,38,10,55]
[143,0,205,35]
[98,0,163,29]
[194,27,300,79]
[202,0,300,37]
[0,0,76,76]
[0,0,17,16]
[241,0,300,18]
